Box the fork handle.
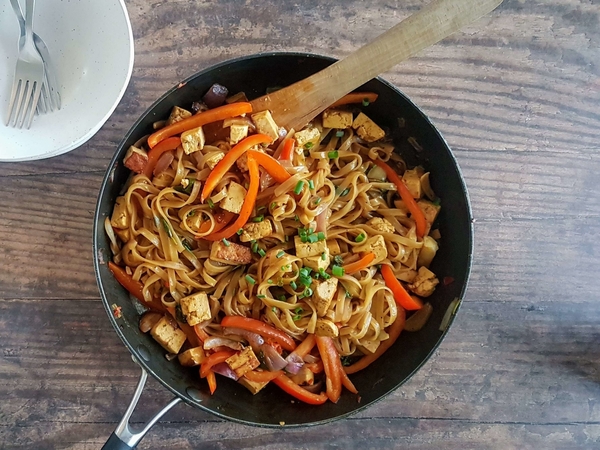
[25,0,35,41]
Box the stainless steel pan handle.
[102,356,182,450]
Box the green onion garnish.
[335,130,344,138]
[328,151,339,159]
[237,228,243,235]
[339,187,350,197]
[304,287,313,297]
[276,250,285,259]
[308,180,315,190]
[252,215,264,222]
[319,268,331,280]
[362,98,370,106]
[314,197,322,206]
[334,255,344,265]
[268,279,273,284]
[251,241,259,253]
[278,294,286,302]
[222,238,230,247]
[290,281,298,290]
[281,264,290,271]
[182,239,193,251]
[294,181,304,195]
[187,210,196,217]
[207,199,215,209]
[245,275,256,285]
[162,219,172,238]
[317,232,326,241]
[272,307,277,313]
[258,248,266,257]
[332,265,345,277]
[304,142,314,149]
[307,234,318,244]
[270,202,278,210]
[345,290,352,298]
[257,294,266,299]
[321,252,327,261]
[300,267,312,277]
[355,233,366,243]
[294,215,300,221]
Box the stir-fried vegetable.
[381,264,423,311]
[343,252,376,274]
[221,316,297,352]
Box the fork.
[6,0,46,128]
[9,0,61,113]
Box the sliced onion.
[302,379,324,393]
[153,151,174,176]
[285,352,305,375]
[203,336,244,351]
[222,327,265,351]
[203,83,229,108]
[315,208,329,233]
[260,171,275,191]
[212,362,239,380]
[262,343,288,371]
[303,354,319,364]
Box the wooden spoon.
[250,0,503,131]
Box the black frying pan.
[93,52,474,449]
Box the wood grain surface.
[1,0,599,448]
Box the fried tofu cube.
[397,269,418,283]
[303,248,330,272]
[315,277,339,316]
[353,235,388,265]
[115,227,131,243]
[294,127,321,149]
[322,108,353,129]
[417,199,441,235]
[226,91,249,104]
[204,150,225,170]
[220,182,247,214]
[166,106,192,125]
[110,196,129,229]
[179,292,211,326]
[150,316,187,354]
[178,347,206,366]
[294,235,327,258]
[238,376,269,395]
[408,266,439,297]
[123,145,148,174]
[251,110,279,141]
[417,236,439,268]
[359,339,381,354]
[226,346,260,378]
[236,147,264,172]
[210,241,253,265]
[180,126,205,155]
[352,112,385,142]
[230,124,249,145]
[240,220,273,242]
[326,240,341,256]
[367,217,395,234]
[315,319,339,338]
[402,168,425,199]
[289,366,314,386]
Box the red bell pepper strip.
[200,349,236,378]
[315,336,343,403]
[343,252,376,274]
[243,369,283,383]
[148,102,253,149]
[330,92,378,108]
[206,370,217,395]
[344,306,406,375]
[292,334,316,358]
[247,150,291,184]
[272,374,328,405]
[372,158,427,238]
[278,138,294,161]
[220,316,296,352]
[203,155,260,241]
[143,137,181,178]
[194,324,210,343]
[381,264,423,311]
[200,133,272,202]
[108,262,166,313]
[305,361,324,374]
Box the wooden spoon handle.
[251,0,503,131]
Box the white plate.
[0,0,134,161]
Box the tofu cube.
[251,110,279,142]
[110,196,129,229]
[115,227,131,243]
[123,145,148,174]
[220,182,247,214]
[315,277,339,316]
[204,150,225,170]
[303,248,330,272]
[417,236,439,268]
[238,376,269,395]
[417,199,441,235]
[236,147,264,172]
[226,91,249,104]
[179,292,211,326]
[150,316,187,354]
[352,112,385,142]
[289,367,314,386]
[359,339,381,354]
[353,235,388,265]
[367,217,395,234]
[397,269,418,283]
[294,127,321,149]
[326,239,341,256]
[240,220,273,242]
[294,235,327,258]
[315,319,339,338]
[210,241,253,265]
[178,347,206,366]
[402,168,425,199]
[226,346,260,378]
[322,108,353,129]
[181,126,205,155]
[230,124,249,145]
[408,266,439,297]
[166,106,192,125]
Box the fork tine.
[37,83,48,115]
[25,81,42,129]
[17,80,33,129]
[11,79,29,128]
[6,79,22,126]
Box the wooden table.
[1,0,599,448]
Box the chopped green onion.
[308,180,315,190]
[161,219,172,238]
[317,232,326,241]
[355,233,366,243]
[314,197,322,206]
[308,228,314,235]
[362,98,370,106]
[346,290,352,298]
[321,252,327,261]
[334,255,344,265]
[270,202,278,211]
[257,205,266,212]
[252,215,264,222]
[251,241,259,253]
[335,130,344,138]
[281,264,290,271]
[222,238,230,247]
[303,287,313,297]
[276,250,285,259]
[268,279,273,284]
[318,268,331,280]
[332,265,345,277]
[187,210,196,217]
[182,239,193,251]
[299,267,312,277]
[328,151,339,159]
[313,272,320,280]
[278,294,286,302]
[294,181,304,195]
[304,142,314,149]
[258,248,266,257]
[257,294,266,299]
[294,215,300,221]
[272,307,277,313]
[237,228,243,235]
[339,187,350,197]
[307,234,318,244]
[245,275,256,285]
[207,199,215,209]
[290,281,298,290]
[277,279,284,286]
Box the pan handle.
[102,357,182,450]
